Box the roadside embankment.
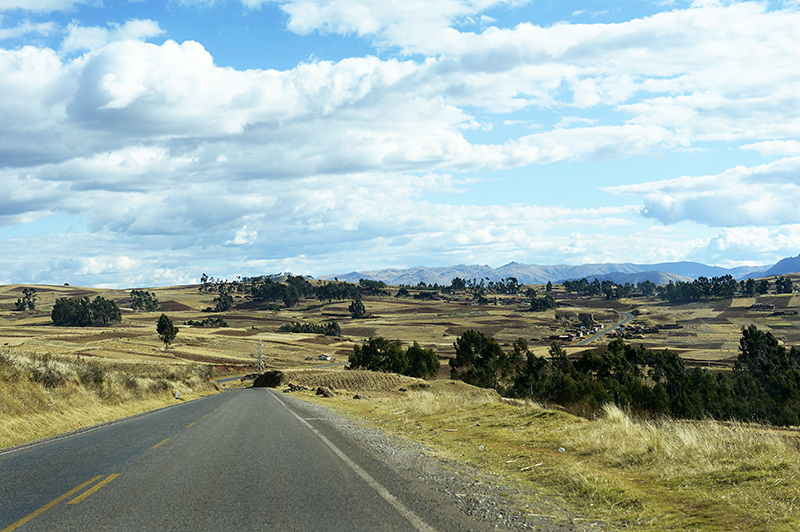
[274,370,800,531]
[0,349,220,449]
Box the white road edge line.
[269,390,437,532]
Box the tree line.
[563,278,657,299]
[278,321,341,336]
[348,337,440,379]
[442,326,800,426]
[658,275,793,304]
[51,296,122,327]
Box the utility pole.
[256,337,265,372]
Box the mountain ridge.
[320,259,796,286]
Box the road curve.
[576,311,634,346]
[0,389,494,531]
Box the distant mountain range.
[321,255,800,286]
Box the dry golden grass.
[293,379,800,531]
[0,349,219,449]
[279,368,422,393]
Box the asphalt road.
[0,389,479,531]
[575,311,634,346]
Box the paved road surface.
[576,311,634,346]
[0,389,485,531]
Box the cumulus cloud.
[5,1,800,285]
[249,0,521,47]
[606,157,800,227]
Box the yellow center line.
[1,475,103,532]
[151,438,170,449]
[186,422,196,428]
[68,474,119,504]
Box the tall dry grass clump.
[0,349,218,449]
[556,404,800,528]
[577,404,795,473]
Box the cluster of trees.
[130,289,159,312]
[314,281,362,303]
[51,296,121,327]
[198,272,386,311]
[563,278,657,299]
[449,330,514,389]
[529,294,557,311]
[404,276,522,298]
[14,288,37,311]
[277,321,341,336]
[442,276,521,302]
[446,326,800,426]
[349,337,440,379]
[359,279,389,296]
[184,317,228,327]
[737,276,792,296]
[657,275,741,303]
[550,275,794,303]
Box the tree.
[450,329,512,390]
[638,280,656,297]
[450,277,467,292]
[130,289,159,312]
[776,276,794,294]
[757,279,770,294]
[14,287,37,311]
[546,281,553,293]
[214,285,234,311]
[349,337,407,373]
[157,314,179,349]
[530,294,557,311]
[349,338,440,379]
[349,299,367,319]
[406,342,440,379]
[91,296,122,326]
[742,278,756,296]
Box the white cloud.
[5,1,800,285]
[0,0,88,12]
[61,19,165,54]
[607,157,800,227]
[740,140,800,156]
[0,18,55,39]
[249,0,520,46]
[707,226,800,264]
[77,256,137,276]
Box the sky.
[2,0,800,288]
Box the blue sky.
[2,0,800,287]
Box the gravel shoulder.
[279,392,605,531]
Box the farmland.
[3,278,800,530]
